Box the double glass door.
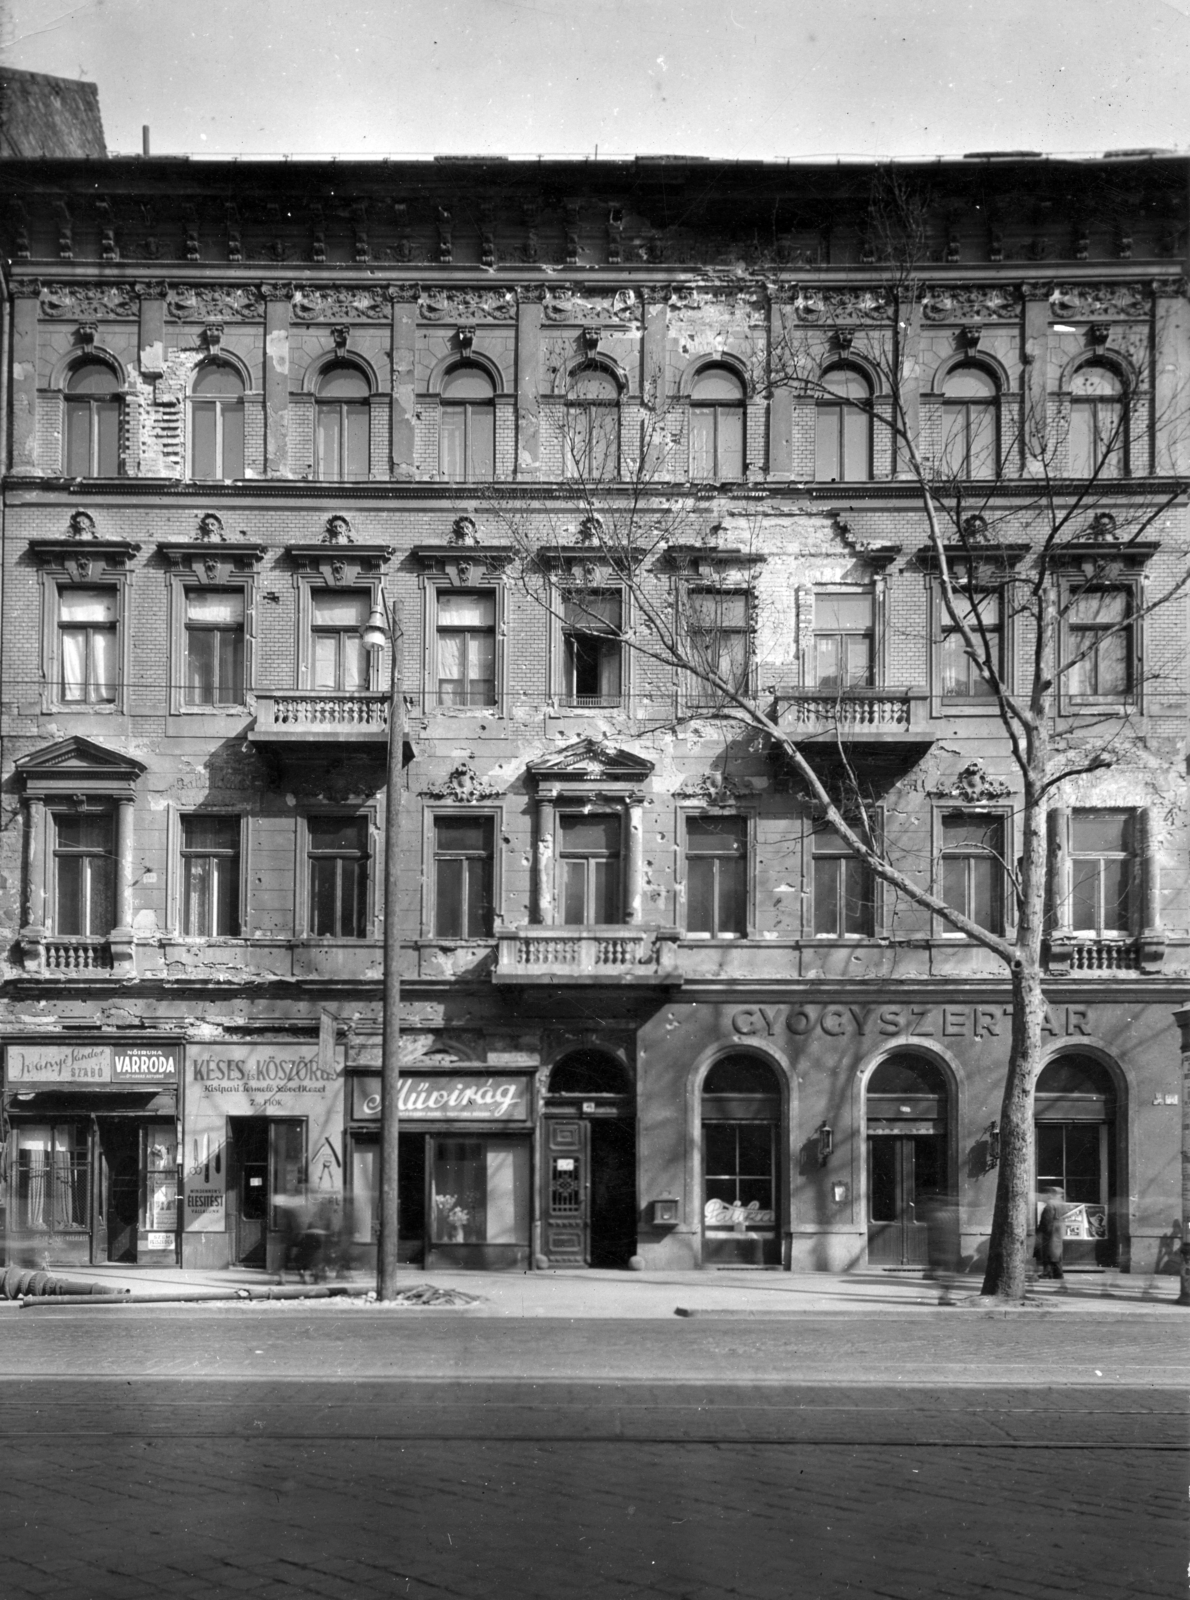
[867,1133,945,1266]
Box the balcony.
[773,687,935,765]
[494,926,682,986]
[1047,935,1155,974]
[250,691,389,747]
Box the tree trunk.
[980,960,1047,1300]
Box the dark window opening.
[686,815,747,937]
[307,816,369,938]
[433,815,495,938]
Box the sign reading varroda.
[6,1042,179,1085]
[183,1042,346,1233]
[351,1074,531,1122]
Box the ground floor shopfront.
[1,987,1183,1276]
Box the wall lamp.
[986,1120,1001,1171]
[817,1122,833,1167]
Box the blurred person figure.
[921,1188,960,1305]
[1036,1186,1067,1282]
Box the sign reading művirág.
[6,1042,180,1085]
[351,1073,532,1122]
[183,1043,346,1232]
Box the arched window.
[815,365,872,482]
[1035,1054,1117,1264]
[1069,362,1127,479]
[566,366,620,480]
[941,365,1000,479]
[702,1053,780,1265]
[65,361,120,477]
[316,363,370,481]
[191,362,244,481]
[548,1051,632,1097]
[866,1053,950,1268]
[690,366,745,480]
[439,365,495,482]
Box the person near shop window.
[1036,1186,1067,1283]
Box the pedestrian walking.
[1036,1186,1067,1282]
[921,1189,960,1304]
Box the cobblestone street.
[0,1309,1184,1598]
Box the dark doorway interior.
[588,1118,637,1268]
[101,1122,139,1264]
[231,1118,269,1268]
[867,1133,945,1267]
[398,1130,426,1263]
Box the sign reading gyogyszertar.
[6,1042,180,1085]
[183,1043,346,1233]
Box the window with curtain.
[812,824,875,937]
[816,365,872,482]
[436,591,496,706]
[15,1125,90,1233]
[184,589,245,706]
[433,816,495,938]
[191,362,245,480]
[439,365,496,481]
[559,812,622,924]
[566,367,620,480]
[54,811,115,936]
[689,366,745,480]
[1069,363,1127,478]
[813,591,874,691]
[59,586,117,703]
[940,588,1001,700]
[315,363,370,480]
[65,361,120,477]
[686,815,747,937]
[307,816,369,938]
[1070,810,1134,936]
[687,590,750,697]
[310,590,369,692]
[1064,587,1134,700]
[562,590,623,707]
[181,815,241,937]
[941,365,1000,478]
[940,812,1006,934]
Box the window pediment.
[159,542,267,583]
[17,736,145,799]
[528,738,653,798]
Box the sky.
[0,0,1188,161]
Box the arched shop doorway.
[866,1054,950,1267]
[541,1051,636,1268]
[701,1054,782,1266]
[1035,1054,1118,1267]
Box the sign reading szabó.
[183,1043,346,1233]
[351,1074,531,1122]
[6,1042,179,1085]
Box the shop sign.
[6,1042,179,1086]
[144,1233,175,1251]
[727,1003,1093,1043]
[183,1043,346,1233]
[352,1073,531,1122]
[704,1199,776,1229]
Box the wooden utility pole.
[375,600,403,1300]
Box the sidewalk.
[3,1260,1182,1314]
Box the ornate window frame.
[30,519,140,718]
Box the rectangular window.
[429,1137,530,1247]
[181,815,241,937]
[184,589,245,706]
[192,400,244,480]
[812,825,875,937]
[307,817,369,938]
[686,816,747,937]
[66,398,120,478]
[59,587,117,703]
[690,407,745,480]
[54,812,115,937]
[434,816,495,938]
[562,591,623,708]
[440,406,495,482]
[940,589,1001,701]
[1070,810,1133,936]
[941,813,1005,935]
[436,591,496,707]
[1065,588,1134,700]
[311,591,369,692]
[814,592,874,692]
[14,1124,90,1233]
[688,591,750,697]
[559,812,622,924]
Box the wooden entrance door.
[542,1119,589,1266]
[867,1134,944,1266]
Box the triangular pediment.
[16,736,146,790]
[528,738,654,782]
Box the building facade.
[0,154,1187,1276]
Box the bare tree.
[485,229,1189,1300]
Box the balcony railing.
[773,688,934,754]
[1047,936,1142,972]
[44,939,114,973]
[250,691,389,744]
[494,926,680,984]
